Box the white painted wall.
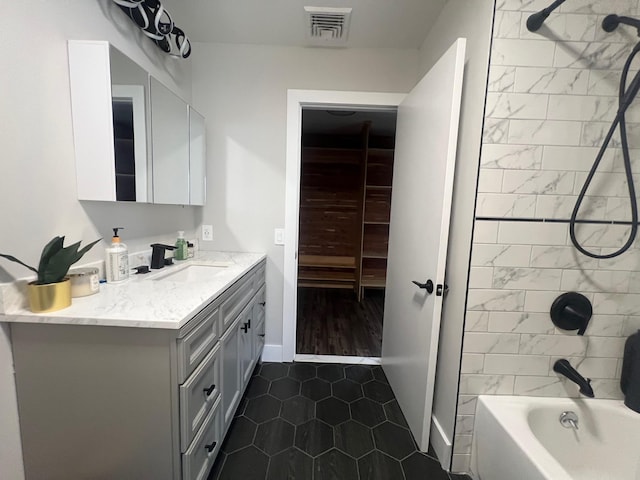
[1,1,195,477]
[191,43,419,354]
[417,0,495,471]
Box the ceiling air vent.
[304,6,352,47]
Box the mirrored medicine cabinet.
[67,40,206,206]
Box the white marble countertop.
[0,251,266,330]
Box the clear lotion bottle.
[105,227,129,282]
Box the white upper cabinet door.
[68,41,150,202]
[381,39,466,451]
[189,108,206,206]
[150,77,190,205]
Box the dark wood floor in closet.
[296,288,384,357]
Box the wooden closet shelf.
[365,185,392,190]
[297,270,356,282]
[360,278,386,288]
[298,255,356,269]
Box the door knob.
[436,283,449,296]
[412,279,433,294]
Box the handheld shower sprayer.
[602,14,640,35]
[570,15,640,259]
[526,0,566,32]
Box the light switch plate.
[202,225,213,241]
[274,228,285,245]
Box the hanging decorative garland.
[112,0,191,58]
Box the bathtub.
[471,395,640,480]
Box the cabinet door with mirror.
[68,41,206,205]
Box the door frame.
[283,89,406,362]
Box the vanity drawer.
[182,396,222,480]
[180,343,220,452]
[254,263,266,288]
[177,306,219,383]
[220,274,255,333]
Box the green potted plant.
[1,236,101,313]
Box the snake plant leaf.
[0,254,38,275]
[37,236,65,280]
[39,238,102,284]
[1,236,101,285]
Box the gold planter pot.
[27,278,72,313]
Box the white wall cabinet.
[11,260,266,480]
[68,40,206,205]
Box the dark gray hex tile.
[363,380,395,403]
[244,394,282,423]
[254,418,295,455]
[383,399,409,429]
[295,419,334,456]
[350,398,385,428]
[288,363,317,381]
[301,377,331,401]
[402,452,450,480]
[314,448,358,480]
[260,363,290,381]
[334,420,374,459]
[218,446,268,480]
[317,364,345,382]
[245,375,269,399]
[316,397,350,426]
[371,365,389,384]
[280,395,315,426]
[332,379,363,403]
[372,421,416,460]
[221,416,257,454]
[269,377,301,400]
[266,447,313,480]
[358,450,404,480]
[344,365,374,383]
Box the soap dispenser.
[105,227,129,283]
[621,330,640,413]
[174,231,188,261]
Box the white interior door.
[382,38,466,450]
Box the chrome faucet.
[553,359,595,398]
[559,411,579,430]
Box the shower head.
[602,14,640,35]
[526,0,566,32]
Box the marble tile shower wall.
[454,0,640,473]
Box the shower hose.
[570,41,640,258]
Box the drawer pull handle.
[241,323,249,333]
[203,384,216,397]
[205,441,217,453]
[247,318,251,329]
[259,301,266,306]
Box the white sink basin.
[153,264,229,282]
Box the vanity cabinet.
[11,259,266,480]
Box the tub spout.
[553,359,595,398]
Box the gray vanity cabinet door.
[239,309,254,389]
[221,316,241,430]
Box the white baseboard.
[261,344,283,362]
[430,415,452,471]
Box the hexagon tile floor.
[208,362,472,480]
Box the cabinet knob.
[205,441,217,453]
[203,384,216,397]
[259,301,266,306]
